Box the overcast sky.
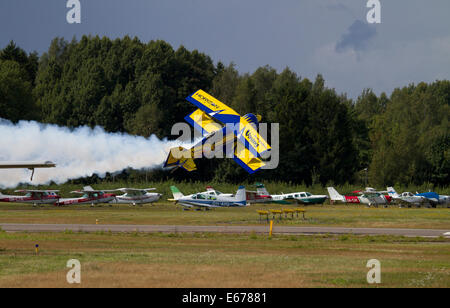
[1,0,449,99]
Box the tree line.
[0,37,448,187]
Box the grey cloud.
[335,20,376,53]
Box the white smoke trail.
[0,119,180,188]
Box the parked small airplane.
[164,90,271,174]
[271,191,328,205]
[252,183,327,205]
[168,185,247,209]
[327,187,391,207]
[110,188,162,205]
[415,191,450,208]
[0,189,60,206]
[205,186,233,198]
[57,186,116,206]
[386,187,430,207]
[245,183,274,204]
[0,161,56,180]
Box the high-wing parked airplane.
[110,188,162,205]
[387,187,430,207]
[57,186,116,206]
[328,187,391,207]
[0,190,60,206]
[168,185,247,209]
[164,90,271,174]
[0,161,56,180]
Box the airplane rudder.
[170,186,184,199]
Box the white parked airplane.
[328,187,391,207]
[0,161,56,180]
[169,185,247,209]
[386,187,430,207]
[110,188,162,205]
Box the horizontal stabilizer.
[164,147,197,172]
[233,142,265,174]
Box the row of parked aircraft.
[0,186,162,207]
[0,182,328,209]
[327,187,449,208]
[167,184,329,209]
[1,162,447,209]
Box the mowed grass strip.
[0,203,449,229]
[0,231,448,288]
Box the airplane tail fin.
[164,147,197,172]
[255,183,269,195]
[170,186,184,200]
[327,187,345,202]
[387,187,399,198]
[234,186,247,205]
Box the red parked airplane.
[0,189,60,206]
[56,186,116,206]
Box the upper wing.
[186,90,241,124]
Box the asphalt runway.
[1,223,449,238]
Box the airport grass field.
[0,182,449,287]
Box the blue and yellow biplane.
[164,90,271,174]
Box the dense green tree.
[0,60,36,121]
[1,38,448,186]
[369,81,450,186]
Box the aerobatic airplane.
[110,188,162,205]
[164,90,271,174]
[0,190,60,206]
[327,187,392,207]
[57,186,116,206]
[0,161,56,180]
[168,185,247,209]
